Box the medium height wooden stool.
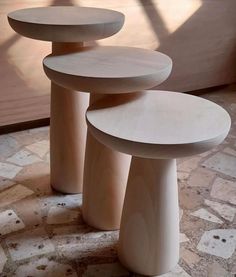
[86,91,231,275]
[8,6,124,194]
[43,47,172,230]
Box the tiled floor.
[0,86,236,276]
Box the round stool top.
[8,7,124,42]
[43,46,172,94]
[86,91,231,158]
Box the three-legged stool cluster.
[8,6,231,276]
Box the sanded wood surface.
[50,42,88,193]
[118,158,179,275]
[7,6,125,194]
[43,46,172,93]
[87,91,231,158]
[86,90,230,275]
[8,7,124,42]
[1,0,236,127]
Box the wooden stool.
[43,47,172,230]
[86,91,231,275]
[8,6,124,194]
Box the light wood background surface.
[1,0,236,127]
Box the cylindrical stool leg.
[50,42,89,193]
[82,94,131,230]
[118,157,179,276]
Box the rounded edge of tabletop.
[42,47,173,93]
[85,91,231,158]
[7,7,125,42]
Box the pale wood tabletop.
[8,7,124,42]
[87,91,231,158]
[43,46,172,93]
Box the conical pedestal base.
[118,157,179,276]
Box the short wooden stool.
[43,47,172,230]
[86,91,231,276]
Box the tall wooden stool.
[8,6,125,193]
[43,47,172,230]
[86,91,231,275]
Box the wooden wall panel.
[0,0,236,126]
[0,1,51,126]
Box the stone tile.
[0,177,15,191]
[179,187,203,209]
[47,206,80,224]
[177,172,189,181]
[187,167,216,187]
[210,177,236,205]
[0,184,34,208]
[29,126,49,134]
[223,147,236,156]
[58,239,117,260]
[207,261,230,277]
[190,208,223,224]
[14,257,77,277]
[41,194,82,210]
[11,127,49,146]
[53,224,84,235]
[52,225,88,247]
[198,150,212,157]
[205,199,236,222]
[181,248,201,267]
[6,228,55,261]
[10,130,32,145]
[0,209,25,236]
[0,135,20,160]
[15,162,50,194]
[197,229,236,259]
[52,225,95,252]
[159,264,191,277]
[83,263,128,277]
[7,150,42,166]
[183,216,206,235]
[0,245,7,273]
[178,156,202,173]
[26,140,49,158]
[180,233,190,243]
[202,152,236,178]
[53,226,118,260]
[0,162,22,179]
[12,197,43,227]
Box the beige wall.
[1,0,236,126]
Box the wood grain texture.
[86,91,231,158]
[8,7,124,42]
[50,80,89,193]
[118,157,179,276]
[81,93,131,230]
[1,0,236,126]
[50,42,89,194]
[86,90,230,275]
[82,131,131,230]
[7,6,124,194]
[43,46,172,94]
[82,93,131,230]
[43,43,171,224]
